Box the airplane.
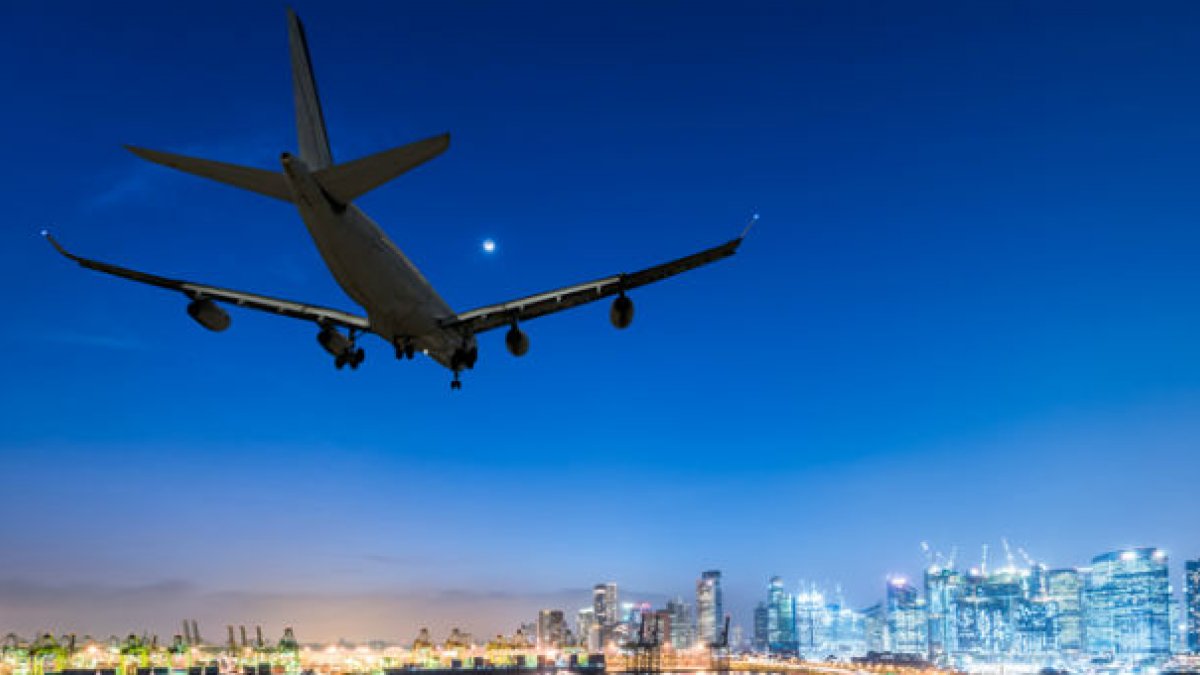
[46,9,749,390]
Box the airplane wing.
[443,225,751,335]
[44,232,371,331]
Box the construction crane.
[1002,538,1016,572]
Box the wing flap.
[45,232,369,331]
[445,235,743,334]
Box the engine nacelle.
[610,295,634,329]
[186,298,231,332]
[317,327,352,357]
[505,325,530,357]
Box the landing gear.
[450,372,463,391]
[335,347,365,370]
[393,337,416,360]
[320,326,364,370]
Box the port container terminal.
[0,625,947,675]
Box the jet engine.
[317,326,352,357]
[609,294,634,329]
[505,325,530,357]
[186,298,231,332]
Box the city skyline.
[1,543,1195,646]
[3,0,1200,646]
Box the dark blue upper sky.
[2,0,1200,639]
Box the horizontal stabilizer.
[313,133,450,204]
[125,146,293,202]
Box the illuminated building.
[666,597,695,651]
[924,566,961,662]
[696,570,723,646]
[953,567,1022,658]
[1047,568,1084,653]
[576,607,597,652]
[862,602,886,652]
[767,576,798,655]
[886,577,928,655]
[752,602,769,652]
[592,583,619,647]
[1188,559,1200,653]
[825,598,868,659]
[794,587,828,657]
[1084,548,1171,661]
[536,609,565,650]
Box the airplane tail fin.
[287,8,334,170]
[313,133,450,204]
[125,146,293,202]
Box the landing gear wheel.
[335,353,347,370]
[405,343,416,360]
[349,348,365,370]
[451,371,463,390]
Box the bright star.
[482,238,496,254]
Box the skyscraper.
[666,597,696,651]
[1047,568,1084,653]
[696,570,724,646]
[794,587,827,657]
[593,583,619,647]
[1186,559,1200,654]
[767,576,798,654]
[886,576,928,655]
[1084,548,1171,661]
[924,565,961,662]
[537,609,566,650]
[753,602,769,652]
[862,602,886,653]
[577,607,597,652]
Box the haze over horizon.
[2,0,1199,641]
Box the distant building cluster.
[749,547,1199,671]
[528,547,1200,672]
[530,571,727,655]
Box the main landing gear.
[393,337,416,360]
[451,372,463,391]
[318,326,364,370]
[335,347,365,370]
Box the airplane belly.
[295,204,453,341]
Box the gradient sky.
[2,0,1200,642]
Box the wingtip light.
[740,213,760,239]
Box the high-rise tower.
[697,570,724,646]
[1084,548,1171,661]
[1186,559,1200,654]
[593,583,619,647]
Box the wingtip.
[42,229,69,257]
[740,213,760,239]
[124,144,152,161]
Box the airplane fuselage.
[280,153,473,367]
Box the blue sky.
[2,0,1200,640]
